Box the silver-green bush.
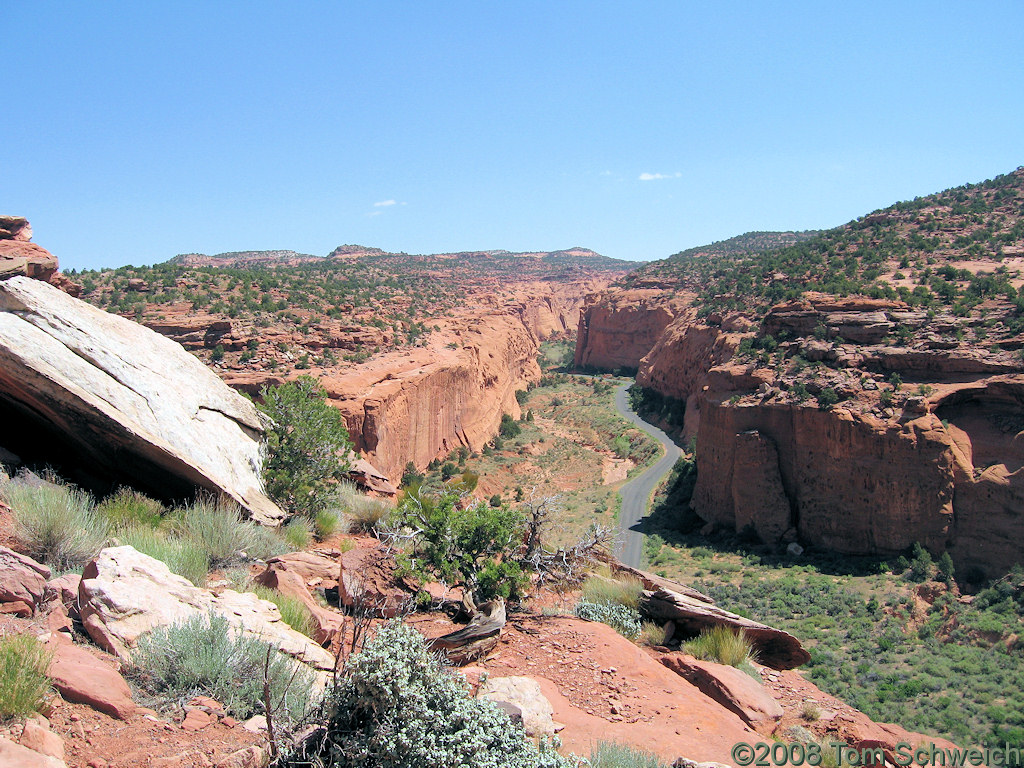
[125,613,315,724]
[171,497,286,567]
[2,477,108,570]
[299,620,571,768]
[575,597,642,640]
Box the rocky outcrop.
[0,276,283,523]
[574,289,688,371]
[78,546,335,671]
[641,587,810,670]
[661,654,783,728]
[46,634,138,719]
[477,676,558,737]
[0,547,50,612]
[0,216,58,283]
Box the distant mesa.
[168,250,322,268]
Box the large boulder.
[78,546,335,671]
[0,275,283,523]
[642,587,810,670]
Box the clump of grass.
[333,481,391,533]
[97,487,164,530]
[801,700,822,721]
[283,517,313,550]
[0,634,53,719]
[683,625,757,668]
[251,585,316,638]
[125,613,315,723]
[314,508,343,539]
[2,477,109,570]
[637,621,666,647]
[581,574,644,609]
[588,740,666,768]
[171,497,286,567]
[119,526,210,587]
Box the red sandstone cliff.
[574,289,689,371]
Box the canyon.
[74,247,630,486]
[574,168,1024,579]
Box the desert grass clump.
[2,477,108,570]
[0,634,53,719]
[282,517,313,550]
[588,740,667,768]
[313,508,343,539]
[119,526,211,587]
[171,497,286,567]
[333,481,391,533]
[251,585,316,638]
[683,625,757,668]
[581,574,644,609]
[126,613,315,724]
[97,487,164,530]
[637,621,667,647]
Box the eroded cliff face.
[574,289,688,371]
[315,312,540,481]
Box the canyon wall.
[577,287,1024,577]
[316,311,540,481]
[574,289,688,371]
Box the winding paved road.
[612,383,683,567]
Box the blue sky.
[4,2,1023,270]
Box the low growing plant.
[126,613,315,724]
[2,477,109,570]
[588,740,667,768]
[575,598,641,639]
[683,625,757,667]
[287,620,570,767]
[0,634,52,719]
[171,497,286,568]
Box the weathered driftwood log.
[642,588,810,670]
[428,598,506,665]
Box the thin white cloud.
[366,210,384,217]
[638,172,682,181]
[373,199,397,207]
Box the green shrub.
[683,625,757,667]
[126,613,315,723]
[296,620,570,767]
[575,598,641,639]
[282,517,312,550]
[588,740,666,768]
[0,634,52,719]
[251,586,315,638]
[120,527,210,586]
[2,478,109,570]
[581,575,643,609]
[97,487,164,530]
[313,508,342,539]
[395,489,526,603]
[171,497,286,568]
[258,376,352,516]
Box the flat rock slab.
[642,587,810,670]
[661,653,783,729]
[0,276,282,523]
[46,634,138,719]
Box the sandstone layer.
[0,275,283,523]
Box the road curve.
[612,383,683,567]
